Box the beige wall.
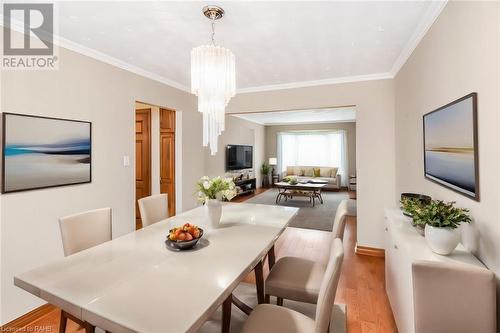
[264,122,356,176]
[0,32,204,323]
[227,79,396,250]
[204,115,265,187]
[394,1,500,320]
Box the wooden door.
[136,109,151,228]
[160,108,175,217]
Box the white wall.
[0,32,204,323]
[204,115,265,187]
[394,1,500,321]
[226,79,396,249]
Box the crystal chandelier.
[191,5,236,155]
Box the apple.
[185,233,193,241]
[177,232,187,241]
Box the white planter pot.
[205,199,222,229]
[424,224,461,255]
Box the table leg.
[267,245,276,270]
[83,322,95,333]
[318,190,324,204]
[222,294,232,333]
[254,260,265,304]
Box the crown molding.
[54,35,190,92]
[2,17,190,93]
[390,0,448,76]
[236,72,394,94]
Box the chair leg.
[277,297,284,306]
[59,310,68,333]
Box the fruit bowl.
[165,223,204,251]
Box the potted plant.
[261,162,271,187]
[412,200,471,255]
[196,176,237,228]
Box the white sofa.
[283,166,341,190]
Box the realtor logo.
[2,3,58,69]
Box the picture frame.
[422,93,479,201]
[2,112,92,193]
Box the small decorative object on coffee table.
[196,176,237,228]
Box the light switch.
[123,155,130,166]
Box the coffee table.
[275,181,327,207]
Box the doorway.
[135,108,151,229]
[135,102,176,229]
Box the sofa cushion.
[330,167,338,177]
[304,167,314,177]
[286,166,294,175]
[295,166,304,176]
[319,167,332,177]
[313,168,321,177]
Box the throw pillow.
[286,166,295,175]
[304,168,314,177]
[299,168,305,176]
[330,168,339,177]
[320,167,332,177]
[313,168,321,177]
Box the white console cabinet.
[384,208,492,333]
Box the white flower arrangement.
[196,176,237,203]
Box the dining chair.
[242,238,344,333]
[58,207,112,333]
[138,193,169,227]
[264,199,349,305]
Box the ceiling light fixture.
[191,5,236,155]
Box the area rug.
[198,282,346,333]
[245,189,349,231]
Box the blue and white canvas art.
[423,93,478,200]
[2,113,91,193]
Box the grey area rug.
[245,189,350,231]
[198,282,346,333]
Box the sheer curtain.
[277,130,348,186]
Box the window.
[277,131,348,186]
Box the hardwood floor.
[2,188,397,333]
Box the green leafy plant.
[400,197,424,218]
[196,176,237,203]
[260,162,271,175]
[283,176,298,185]
[412,200,471,229]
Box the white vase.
[424,224,461,255]
[205,199,222,229]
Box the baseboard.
[355,244,385,258]
[0,304,56,331]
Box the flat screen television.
[423,93,479,200]
[226,145,253,171]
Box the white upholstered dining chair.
[242,238,345,333]
[264,199,349,305]
[58,207,112,332]
[138,193,169,227]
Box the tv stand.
[234,178,256,197]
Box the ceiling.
[8,1,446,92]
[233,107,356,126]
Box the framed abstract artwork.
[2,113,91,193]
[423,93,479,200]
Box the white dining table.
[14,203,298,333]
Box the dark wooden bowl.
[165,228,204,251]
[401,193,431,204]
